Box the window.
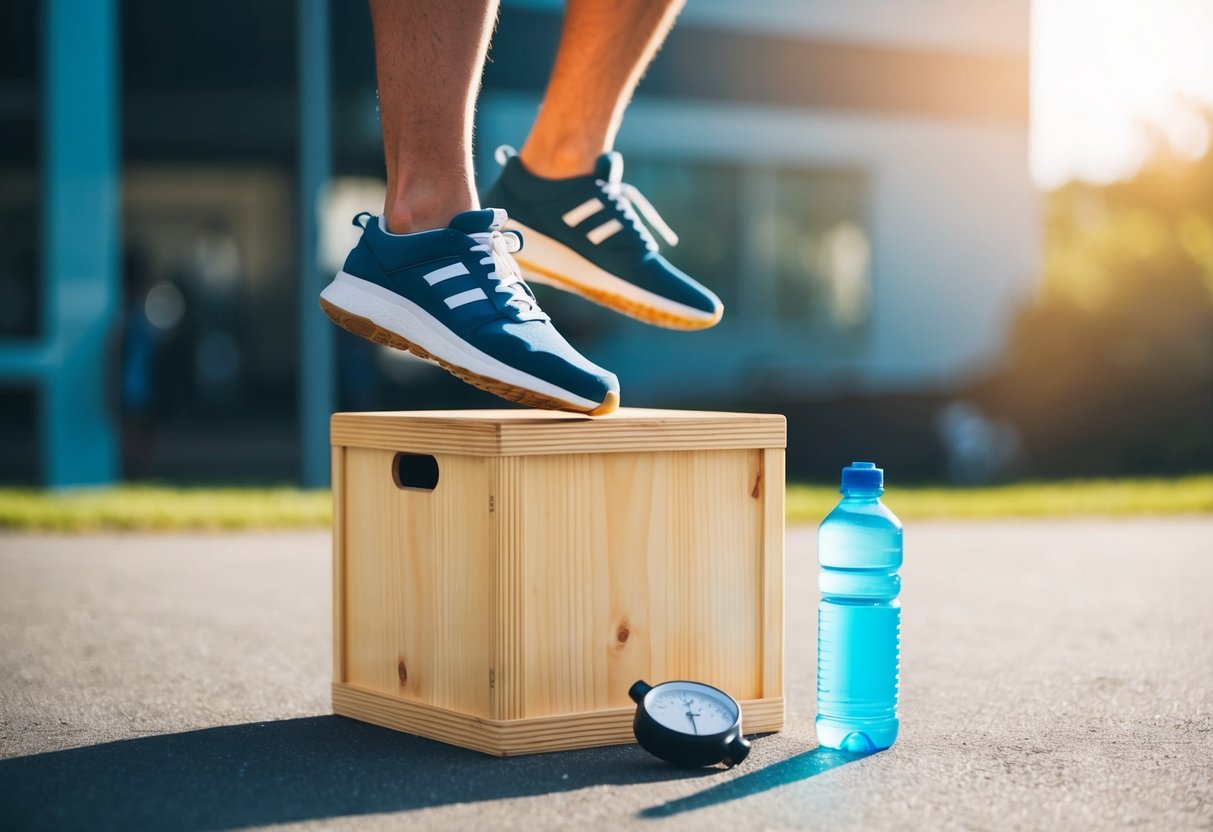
[617,157,871,338]
[769,167,871,332]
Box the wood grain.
[761,448,786,697]
[342,447,493,717]
[333,408,786,755]
[508,450,769,719]
[331,408,786,457]
[332,445,346,683]
[333,682,784,757]
[491,455,525,721]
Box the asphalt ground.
[1,519,1210,831]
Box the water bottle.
[816,461,902,752]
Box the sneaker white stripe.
[320,272,603,411]
[444,287,488,309]
[561,198,605,227]
[586,218,623,245]
[424,262,470,285]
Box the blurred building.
[0,0,1035,487]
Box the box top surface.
[331,407,786,456]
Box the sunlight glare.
[1031,0,1213,188]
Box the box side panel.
[343,447,492,717]
[331,409,786,457]
[490,456,525,721]
[514,449,764,718]
[332,445,347,684]
[761,448,786,699]
[334,682,782,756]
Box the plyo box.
[330,408,786,756]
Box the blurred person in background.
[117,247,162,479]
[187,221,244,410]
[319,0,721,417]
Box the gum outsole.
[319,297,618,416]
[517,260,723,331]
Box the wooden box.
[330,408,786,756]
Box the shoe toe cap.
[644,254,724,321]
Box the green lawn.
[0,476,1210,532]
[0,486,332,533]
[786,475,1213,523]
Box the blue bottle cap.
[841,461,883,491]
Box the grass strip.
[0,486,332,532]
[0,476,1209,532]
[786,475,1213,523]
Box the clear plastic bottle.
[816,461,902,752]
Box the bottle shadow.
[0,715,714,831]
[638,745,878,818]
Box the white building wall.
[504,0,1028,54]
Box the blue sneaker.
[319,209,620,415]
[483,147,723,330]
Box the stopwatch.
[628,679,751,767]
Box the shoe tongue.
[449,208,506,234]
[594,151,623,184]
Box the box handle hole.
[393,453,439,491]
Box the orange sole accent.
[517,259,723,331]
[319,297,619,416]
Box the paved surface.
[1,519,1210,831]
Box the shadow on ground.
[0,716,712,831]
[639,746,875,818]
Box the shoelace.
[493,144,679,253]
[598,177,679,253]
[469,230,546,320]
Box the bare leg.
[518,0,685,179]
[371,0,498,233]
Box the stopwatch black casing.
[629,680,752,768]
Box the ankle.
[383,182,477,234]
[518,136,602,180]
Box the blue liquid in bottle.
[816,461,902,752]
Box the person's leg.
[483,0,721,330]
[371,0,498,233]
[518,0,685,179]
[319,0,620,415]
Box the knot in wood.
[397,659,408,685]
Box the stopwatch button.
[723,735,751,767]
[628,680,652,703]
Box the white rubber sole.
[505,220,722,330]
[319,271,615,414]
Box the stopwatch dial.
[647,687,737,735]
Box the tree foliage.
[979,112,1213,476]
